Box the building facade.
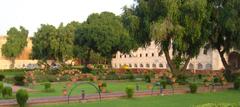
[111,42,234,70]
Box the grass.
[28,81,182,98]
[34,90,240,107]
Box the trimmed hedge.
[125,86,134,98]
[2,86,12,97]
[16,89,29,107]
[189,83,198,93]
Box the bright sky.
[0,0,134,36]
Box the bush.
[102,82,107,87]
[197,74,203,80]
[189,83,198,93]
[0,82,3,96]
[159,79,167,89]
[233,78,240,90]
[2,86,12,97]
[82,66,91,73]
[0,74,5,81]
[16,89,29,107]
[14,75,25,86]
[144,75,151,83]
[43,82,55,92]
[176,75,188,85]
[125,86,134,98]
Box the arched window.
[134,64,138,68]
[129,64,132,68]
[140,64,144,68]
[159,63,163,68]
[198,63,203,70]
[146,64,150,68]
[205,63,212,70]
[152,63,156,68]
[189,63,194,70]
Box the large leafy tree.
[205,0,240,81]
[1,26,28,68]
[123,0,208,76]
[75,12,134,65]
[32,23,74,64]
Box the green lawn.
[28,81,185,98]
[34,90,240,107]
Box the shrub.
[144,75,151,83]
[159,79,167,89]
[213,77,220,83]
[0,74,5,81]
[0,82,3,96]
[14,75,25,86]
[82,66,91,73]
[2,86,12,97]
[197,74,203,80]
[43,82,55,92]
[189,83,198,93]
[102,82,107,87]
[125,86,134,98]
[16,89,29,107]
[176,75,188,85]
[233,78,240,90]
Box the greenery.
[125,86,134,98]
[16,89,29,107]
[14,75,25,86]
[0,82,3,96]
[1,26,28,68]
[233,78,240,90]
[195,103,240,107]
[176,75,188,85]
[33,91,240,107]
[43,82,55,92]
[2,86,12,98]
[0,74,5,81]
[189,83,198,93]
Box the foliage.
[176,75,188,85]
[1,26,28,68]
[0,74,5,81]
[233,78,240,90]
[2,86,12,98]
[43,82,55,92]
[123,0,209,76]
[144,75,151,83]
[75,12,134,64]
[0,82,3,96]
[159,79,167,89]
[32,23,75,62]
[125,86,134,98]
[189,83,198,93]
[16,89,29,107]
[14,75,25,86]
[205,0,240,81]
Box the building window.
[129,55,132,58]
[158,52,162,56]
[140,64,144,68]
[198,63,203,70]
[205,63,212,70]
[120,55,122,58]
[159,63,163,68]
[152,53,154,57]
[189,63,194,70]
[146,64,150,68]
[124,55,127,58]
[134,64,138,68]
[140,54,142,57]
[129,64,132,68]
[146,53,148,57]
[152,63,156,68]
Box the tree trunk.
[10,57,15,69]
[217,48,233,81]
[85,49,91,65]
[180,57,191,72]
[163,49,178,76]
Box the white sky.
[0,0,134,36]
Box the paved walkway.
[0,84,233,107]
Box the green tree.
[75,12,134,65]
[32,23,75,65]
[205,0,240,81]
[1,26,28,68]
[123,0,208,76]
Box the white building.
[112,42,239,70]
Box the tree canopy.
[123,0,209,75]
[1,26,28,68]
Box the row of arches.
[116,63,168,69]
[188,63,212,70]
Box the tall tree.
[205,0,240,81]
[75,12,134,65]
[123,0,208,76]
[1,26,28,68]
[32,23,75,65]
